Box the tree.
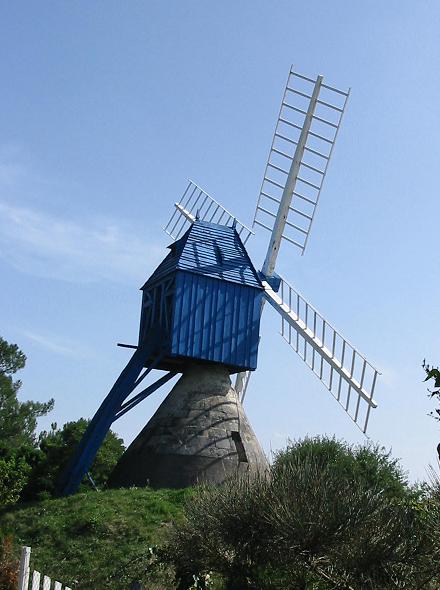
[0,337,124,503]
[0,337,54,450]
[422,360,440,461]
[22,418,125,500]
[0,456,30,505]
[0,337,54,505]
[423,360,440,422]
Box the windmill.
[58,67,379,496]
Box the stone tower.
[109,364,268,489]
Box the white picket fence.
[18,547,72,590]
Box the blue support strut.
[113,371,176,422]
[57,345,162,496]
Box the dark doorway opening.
[231,431,248,463]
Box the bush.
[0,537,18,590]
[0,456,30,506]
[273,437,409,499]
[21,419,125,501]
[167,437,439,589]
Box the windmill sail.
[237,68,350,402]
[255,68,349,262]
[262,277,379,433]
[235,366,252,403]
[164,180,253,243]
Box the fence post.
[31,571,41,590]
[18,546,31,590]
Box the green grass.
[0,487,191,589]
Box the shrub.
[0,456,30,506]
[273,436,409,499]
[0,537,18,590]
[167,438,439,589]
[21,418,125,500]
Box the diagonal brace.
[113,371,177,422]
[57,347,165,496]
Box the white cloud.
[0,201,162,283]
[23,330,93,359]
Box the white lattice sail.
[254,67,349,254]
[262,277,379,433]
[164,180,253,243]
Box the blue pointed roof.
[143,220,262,289]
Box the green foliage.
[274,436,410,500]
[0,338,25,374]
[0,456,30,506]
[2,440,439,589]
[0,337,54,451]
[167,438,439,589]
[0,536,18,590]
[22,419,125,500]
[0,336,124,502]
[423,360,440,422]
[0,336,54,506]
[0,487,191,589]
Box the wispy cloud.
[23,330,93,359]
[0,201,162,283]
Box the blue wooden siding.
[171,271,262,370]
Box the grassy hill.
[0,487,191,589]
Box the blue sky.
[1,1,439,481]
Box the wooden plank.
[209,281,219,359]
[213,285,225,362]
[221,284,233,362]
[42,575,51,590]
[231,283,240,366]
[243,287,253,366]
[178,272,191,355]
[18,546,31,590]
[199,276,209,359]
[170,272,183,355]
[242,290,253,369]
[187,273,198,355]
[250,293,263,368]
[31,571,41,590]
[191,275,205,358]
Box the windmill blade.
[164,179,254,243]
[235,369,252,403]
[255,67,349,272]
[262,277,379,433]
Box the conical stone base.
[109,364,268,489]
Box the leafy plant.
[0,336,54,506]
[0,456,30,506]
[0,536,18,590]
[167,438,438,589]
[423,360,440,422]
[0,337,54,452]
[22,419,125,500]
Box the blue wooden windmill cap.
[140,220,264,372]
[143,220,263,290]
